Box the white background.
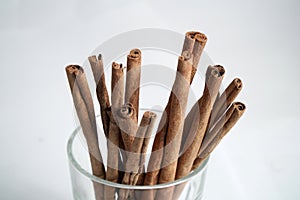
[0,0,299,199]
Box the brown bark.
[182,31,207,82]
[66,65,105,200]
[119,111,157,200]
[209,78,243,131]
[176,65,225,180]
[154,53,193,200]
[104,108,120,200]
[88,55,110,137]
[125,49,141,121]
[192,102,246,170]
[180,66,222,156]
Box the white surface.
[0,0,299,199]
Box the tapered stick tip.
[119,103,135,118]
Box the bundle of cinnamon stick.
[66,31,246,200]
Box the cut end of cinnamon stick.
[186,31,199,39]
[119,103,135,119]
[195,32,208,45]
[210,65,225,77]
[233,102,246,111]
[66,64,82,75]
[234,78,243,89]
[128,49,141,60]
[143,111,157,119]
[112,62,123,70]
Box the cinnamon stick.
[119,111,157,200]
[143,100,170,185]
[88,55,110,137]
[209,78,243,130]
[66,65,105,200]
[192,102,246,170]
[196,78,243,159]
[180,66,221,155]
[176,65,225,180]
[154,53,193,200]
[111,62,126,166]
[125,49,141,122]
[104,62,125,199]
[141,105,169,200]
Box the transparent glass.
[67,126,209,200]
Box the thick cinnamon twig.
[142,52,191,200]
[66,65,105,200]
[180,66,221,155]
[125,49,141,122]
[176,65,225,180]
[154,53,193,200]
[119,111,156,200]
[192,102,246,170]
[88,55,110,137]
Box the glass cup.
[67,125,209,200]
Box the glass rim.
[67,126,209,190]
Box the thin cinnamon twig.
[192,102,246,170]
[125,49,141,122]
[143,98,170,184]
[119,111,157,200]
[111,61,126,164]
[195,78,243,161]
[88,55,110,137]
[66,65,105,200]
[209,78,243,130]
[105,61,125,198]
[176,65,225,180]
